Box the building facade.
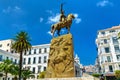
[0,39,15,53]
[74,54,83,77]
[96,25,120,74]
[23,44,50,79]
[0,49,19,80]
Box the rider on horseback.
[59,4,66,24]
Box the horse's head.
[67,14,75,20]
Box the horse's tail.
[51,25,54,33]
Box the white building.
[74,54,83,77]
[0,39,83,79]
[0,49,19,80]
[96,25,120,74]
[23,44,50,79]
[0,39,15,53]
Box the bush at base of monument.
[38,71,46,78]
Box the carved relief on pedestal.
[45,34,75,78]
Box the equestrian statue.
[51,4,75,37]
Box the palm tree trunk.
[19,51,23,80]
[14,76,17,80]
[5,73,7,80]
[23,78,26,80]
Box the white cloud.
[47,10,81,24]
[75,18,82,24]
[2,6,11,13]
[47,31,52,36]
[73,13,82,24]
[2,6,22,14]
[40,17,43,23]
[97,0,113,7]
[47,13,60,24]
[46,10,53,14]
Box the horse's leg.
[57,29,60,36]
[67,26,70,34]
[52,29,55,38]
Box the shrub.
[92,73,100,78]
[115,70,120,80]
[38,71,46,78]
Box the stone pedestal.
[45,34,75,78]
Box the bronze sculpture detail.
[51,4,75,37]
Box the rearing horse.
[51,14,75,37]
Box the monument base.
[45,34,75,78]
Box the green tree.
[22,69,33,80]
[38,71,46,78]
[115,70,120,80]
[12,31,31,80]
[118,32,120,39]
[0,59,13,80]
[10,65,19,80]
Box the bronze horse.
[51,14,75,37]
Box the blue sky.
[0,0,120,65]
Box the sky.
[0,0,120,65]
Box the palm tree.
[118,32,120,39]
[10,65,19,80]
[22,69,33,80]
[0,59,13,80]
[12,31,31,80]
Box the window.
[33,67,35,73]
[39,49,41,53]
[112,37,118,44]
[114,45,120,53]
[23,58,26,64]
[107,56,111,62]
[38,66,41,73]
[101,32,105,35]
[44,56,47,63]
[11,50,14,53]
[11,58,13,62]
[27,66,31,70]
[33,57,36,64]
[0,44,2,47]
[105,47,110,53]
[8,78,10,80]
[119,65,120,69]
[24,51,27,55]
[104,39,107,44]
[34,49,36,54]
[29,50,31,55]
[14,59,17,64]
[116,55,120,61]
[6,50,8,52]
[109,30,115,33]
[44,67,46,71]
[38,57,41,63]
[28,58,31,64]
[7,43,10,46]
[0,55,2,61]
[44,48,47,53]
[109,65,113,72]
[6,57,9,60]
